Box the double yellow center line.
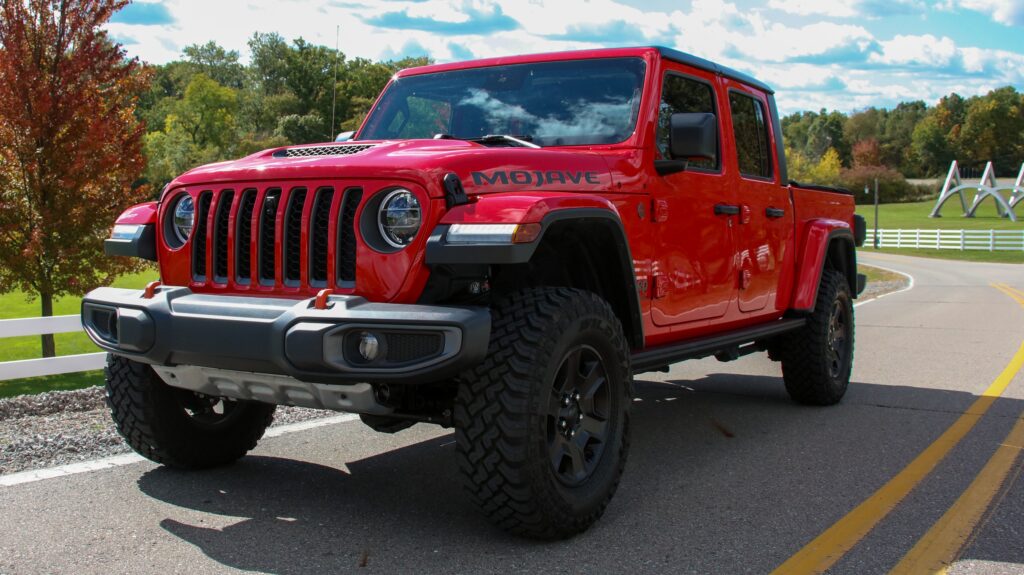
[771,283,1024,574]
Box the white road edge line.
[2,262,916,488]
[854,262,916,308]
[0,413,360,487]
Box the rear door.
[650,67,736,327]
[722,81,793,314]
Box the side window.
[657,74,718,170]
[728,91,773,179]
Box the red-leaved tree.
[0,0,151,357]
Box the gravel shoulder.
[0,386,335,475]
[858,263,911,301]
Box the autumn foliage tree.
[0,0,151,357]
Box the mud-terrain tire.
[781,269,854,405]
[105,354,276,469]
[454,288,632,540]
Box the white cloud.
[869,34,957,67]
[767,0,856,17]
[768,0,925,18]
[498,0,672,38]
[956,0,1024,25]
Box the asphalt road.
[2,252,1024,575]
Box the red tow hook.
[314,288,334,310]
[142,281,162,299]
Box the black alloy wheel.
[548,345,611,486]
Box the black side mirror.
[657,112,717,176]
[670,112,717,160]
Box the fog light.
[358,332,380,361]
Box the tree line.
[140,34,428,189]
[782,88,1024,202]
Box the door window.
[728,91,773,179]
[657,74,718,170]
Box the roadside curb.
[855,263,915,308]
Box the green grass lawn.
[857,198,1024,231]
[859,263,905,284]
[0,269,158,321]
[860,247,1024,264]
[0,371,105,399]
[0,269,156,399]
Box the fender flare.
[791,220,857,312]
[425,201,644,349]
[105,202,158,261]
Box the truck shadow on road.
[135,375,1024,574]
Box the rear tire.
[781,269,854,405]
[454,288,632,540]
[105,354,276,469]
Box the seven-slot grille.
[189,185,362,290]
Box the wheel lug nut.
[561,395,570,407]
[572,392,581,401]
[559,419,567,429]
[577,413,583,422]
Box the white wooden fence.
[871,229,1024,251]
[0,315,104,381]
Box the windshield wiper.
[434,133,541,149]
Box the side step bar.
[630,318,806,374]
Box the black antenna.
[330,25,339,140]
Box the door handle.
[714,204,741,216]
[766,207,786,218]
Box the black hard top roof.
[654,46,774,94]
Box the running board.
[631,318,806,374]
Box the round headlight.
[378,189,421,248]
[172,195,195,244]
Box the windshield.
[358,58,646,147]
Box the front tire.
[105,355,276,469]
[781,269,854,405]
[454,288,632,540]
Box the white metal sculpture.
[1010,163,1024,211]
[930,160,1022,222]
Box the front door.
[651,68,736,327]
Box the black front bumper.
[81,287,490,385]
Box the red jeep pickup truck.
[83,46,866,539]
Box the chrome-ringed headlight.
[171,194,195,245]
[377,188,421,248]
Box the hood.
[167,139,619,198]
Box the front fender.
[439,192,619,225]
[791,218,856,312]
[426,192,644,349]
[105,202,158,261]
[115,201,158,225]
[427,192,623,265]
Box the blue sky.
[105,0,1024,114]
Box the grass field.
[859,263,905,284]
[0,269,156,399]
[0,371,105,399]
[856,198,1024,231]
[860,246,1024,264]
